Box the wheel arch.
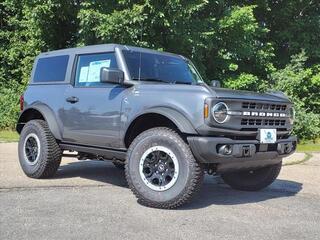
[124,107,197,148]
[16,104,62,140]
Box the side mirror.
[100,67,124,84]
[211,80,221,88]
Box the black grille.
[241,119,286,126]
[240,101,288,129]
[242,102,286,111]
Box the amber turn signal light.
[204,103,209,118]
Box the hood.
[136,82,291,103]
[206,86,291,103]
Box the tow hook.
[242,145,251,157]
[238,144,255,157]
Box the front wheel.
[125,127,204,209]
[221,162,282,191]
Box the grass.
[0,130,319,152]
[0,130,19,142]
[296,143,320,152]
[297,138,320,152]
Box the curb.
[283,152,312,166]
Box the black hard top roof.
[38,44,183,59]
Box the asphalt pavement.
[0,143,319,240]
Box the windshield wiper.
[172,81,192,85]
[132,77,171,83]
[132,78,193,85]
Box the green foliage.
[0,82,22,129]
[0,0,319,140]
[76,2,274,81]
[293,107,320,142]
[272,51,320,113]
[214,5,275,80]
[224,73,268,92]
[272,51,320,141]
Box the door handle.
[66,96,79,103]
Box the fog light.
[284,144,292,154]
[218,144,233,155]
[277,143,293,154]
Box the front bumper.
[188,136,297,173]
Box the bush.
[223,73,268,92]
[293,106,320,142]
[0,84,22,130]
[272,51,320,141]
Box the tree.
[77,2,274,83]
[234,0,320,67]
[272,51,320,141]
[0,0,319,141]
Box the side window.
[33,55,69,82]
[75,52,118,87]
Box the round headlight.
[289,107,295,124]
[212,102,229,123]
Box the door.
[61,52,126,148]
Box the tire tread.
[19,120,62,178]
[125,127,204,209]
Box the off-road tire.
[18,120,62,178]
[125,127,204,209]
[221,162,282,191]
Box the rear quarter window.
[33,55,69,83]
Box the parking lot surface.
[1,143,319,240]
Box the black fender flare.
[140,107,197,134]
[16,104,62,140]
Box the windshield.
[122,50,203,84]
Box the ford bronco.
[17,44,296,208]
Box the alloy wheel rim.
[23,133,41,165]
[139,146,179,192]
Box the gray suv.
[17,44,297,209]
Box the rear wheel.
[221,162,282,191]
[125,127,204,209]
[18,120,62,178]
